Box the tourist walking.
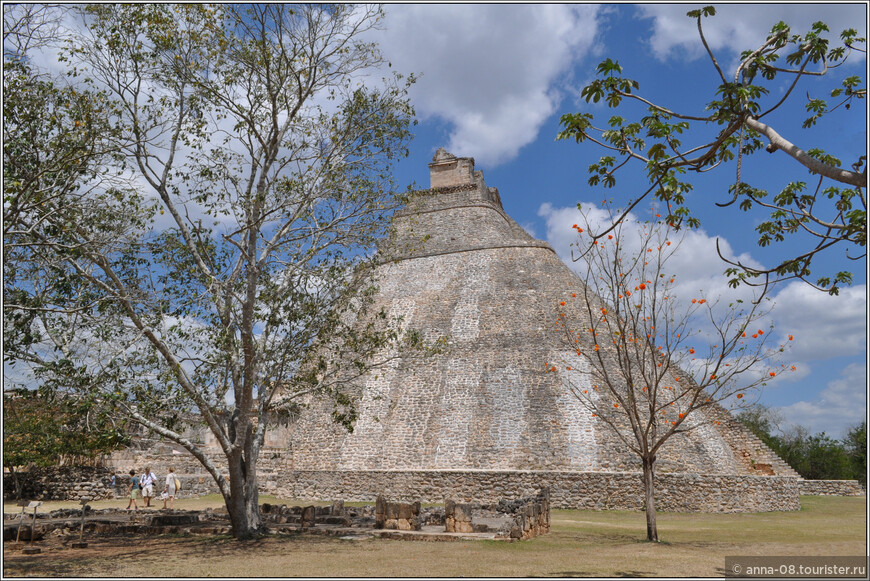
[126,470,139,511]
[162,467,178,509]
[140,466,157,508]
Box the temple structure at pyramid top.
[428,147,485,189]
[385,148,550,263]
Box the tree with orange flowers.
[554,204,794,542]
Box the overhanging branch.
[744,117,867,188]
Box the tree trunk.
[642,455,658,542]
[10,467,23,500]
[224,451,264,540]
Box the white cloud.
[776,362,867,437]
[537,201,867,382]
[638,4,867,62]
[537,201,764,304]
[765,282,867,362]
[378,4,603,167]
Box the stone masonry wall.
[11,464,863,509]
[277,242,769,476]
[271,470,801,513]
[798,479,865,496]
[3,465,215,502]
[4,467,115,502]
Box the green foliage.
[4,3,418,539]
[557,6,866,295]
[3,389,130,470]
[843,421,867,485]
[737,405,865,481]
[777,429,854,481]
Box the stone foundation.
[798,479,865,496]
[273,470,801,513]
[7,467,814,513]
[444,490,550,539]
[3,467,208,502]
[3,467,116,502]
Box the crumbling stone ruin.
[4,493,550,543]
[85,148,862,513]
[445,489,550,540]
[375,496,422,531]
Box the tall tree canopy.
[4,4,417,539]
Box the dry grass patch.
[4,495,865,578]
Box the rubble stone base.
[274,470,803,513]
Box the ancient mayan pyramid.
[275,150,799,484]
[110,149,803,511]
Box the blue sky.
[373,3,868,438]
[7,3,865,440]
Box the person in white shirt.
[140,466,157,508]
[162,467,178,510]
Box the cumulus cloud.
[377,4,603,167]
[537,201,867,382]
[765,282,867,362]
[776,363,867,437]
[638,4,867,62]
[537,201,764,304]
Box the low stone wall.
[272,470,801,513]
[506,490,550,540]
[3,467,213,502]
[7,466,810,513]
[450,490,550,540]
[3,467,115,502]
[798,479,865,496]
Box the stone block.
[384,503,399,519]
[331,500,345,516]
[300,506,316,527]
[149,514,199,527]
[396,502,419,520]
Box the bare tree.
[3,3,67,57]
[551,203,795,541]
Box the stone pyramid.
[265,150,801,511]
[107,150,803,511]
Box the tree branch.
[744,117,867,187]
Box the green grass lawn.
[4,495,866,578]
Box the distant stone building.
[106,149,808,512]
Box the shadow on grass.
[534,571,655,578]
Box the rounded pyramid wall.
[106,150,802,512]
[276,150,799,483]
